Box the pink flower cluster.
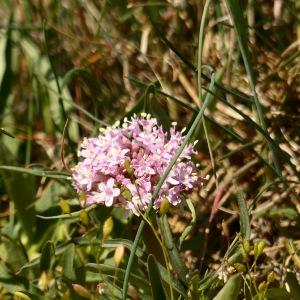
[72,114,203,215]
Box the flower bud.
[80,211,89,226]
[267,271,275,283]
[160,197,170,215]
[124,158,134,177]
[254,240,266,259]
[72,284,91,299]
[114,244,125,267]
[103,216,114,239]
[121,186,132,201]
[258,281,268,292]
[14,292,32,300]
[79,192,87,205]
[59,199,70,214]
[38,271,52,291]
[243,240,251,255]
[233,263,247,273]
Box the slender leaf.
[60,243,76,280]
[213,274,242,300]
[0,165,70,179]
[147,255,167,300]
[40,240,55,273]
[236,190,250,240]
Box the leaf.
[40,241,55,273]
[35,180,69,213]
[60,243,76,280]
[155,262,187,298]
[265,288,291,300]
[147,255,167,300]
[213,274,242,300]
[286,272,300,300]
[255,207,299,220]
[0,165,70,179]
[159,215,188,284]
[0,145,36,240]
[236,190,250,240]
[102,239,144,258]
[0,235,28,274]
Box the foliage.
[0,0,299,299]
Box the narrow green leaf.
[213,274,242,300]
[36,204,97,220]
[147,255,167,300]
[236,190,250,240]
[0,165,70,179]
[102,239,144,258]
[60,243,76,280]
[179,198,196,249]
[159,215,188,284]
[156,262,187,298]
[40,241,55,273]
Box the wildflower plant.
[0,1,299,300]
[72,114,203,215]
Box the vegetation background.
[0,0,299,299]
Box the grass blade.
[0,165,71,180]
[236,190,250,240]
[147,254,167,300]
[225,0,282,177]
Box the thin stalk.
[122,72,216,300]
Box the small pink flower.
[93,178,120,206]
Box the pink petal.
[105,195,114,207]
[168,177,179,185]
[106,178,115,189]
[113,188,120,197]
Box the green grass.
[0,1,299,299]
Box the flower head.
[72,115,203,215]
